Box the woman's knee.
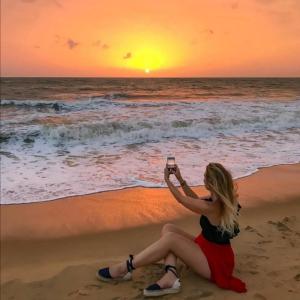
[161,231,182,245]
[161,223,176,236]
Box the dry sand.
[1,163,300,299]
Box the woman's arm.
[179,179,199,199]
[174,165,209,200]
[165,168,215,215]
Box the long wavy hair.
[204,162,239,235]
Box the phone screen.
[167,156,176,173]
[167,157,175,166]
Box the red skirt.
[194,234,247,293]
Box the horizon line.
[1,76,300,79]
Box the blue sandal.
[143,265,181,297]
[96,254,135,282]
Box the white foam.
[1,99,300,204]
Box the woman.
[97,162,247,296]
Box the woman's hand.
[164,166,171,181]
[174,164,183,181]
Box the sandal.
[96,254,135,282]
[143,265,181,297]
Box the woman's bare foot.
[156,270,178,288]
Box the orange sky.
[1,0,300,77]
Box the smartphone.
[167,156,176,174]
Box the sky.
[1,0,300,77]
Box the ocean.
[1,77,300,204]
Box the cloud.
[191,28,214,46]
[92,40,102,47]
[54,35,80,49]
[231,2,239,9]
[34,45,41,49]
[92,40,110,49]
[190,39,198,45]
[255,0,277,4]
[54,34,61,44]
[123,52,132,59]
[52,0,62,8]
[66,39,79,49]
[199,28,214,36]
[20,0,62,7]
[102,43,109,50]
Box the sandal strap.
[165,265,178,278]
[126,254,135,272]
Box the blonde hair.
[204,162,239,235]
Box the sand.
[1,163,300,299]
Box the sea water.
[1,77,299,204]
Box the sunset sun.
[102,30,185,75]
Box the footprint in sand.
[67,289,79,296]
[246,254,269,260]
[290,265,300,271]
[294,273,300,281]
[67,288,89,297]
[252,246,266,253]
[289,240,296,247]
[249,271,260,275]
[282,216,297,224]
[184,291,214,299]
[132,280,146,290]
[253,293,267,300]
[84,283,103,290]
[258,240,272,245]
[245,226,264,237]
[267,220,292,232]
[267,270,280,277]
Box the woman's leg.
[109,223,194,278]
[161,223,195,240]
[156,252,178,288]
[155,223,195,287]
[109,232,211,280]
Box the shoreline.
[1,163,300,241]
[1,161,299,206]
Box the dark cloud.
[190,39,198,46]
[20,0,62,7]
[34,45,41,49]
[67,39,79,49]
[92,40,102,47]
[54,34,61,44]
[191,28,214,46]
[52,0,62,8]
[123,52,132,59]
[231,2,239,9]
[200,29,214,36]
[255,0,278,4]
[102,43,109,50]
[92,40,110,49]
[255,0,300,25]
[54,35,80,49]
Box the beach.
[1,163,300,299]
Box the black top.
[200,198,241,245]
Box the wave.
[1,99,300,148]
[2,111,299,146]
[0,98,116,113]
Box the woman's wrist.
[179,178,186,186]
